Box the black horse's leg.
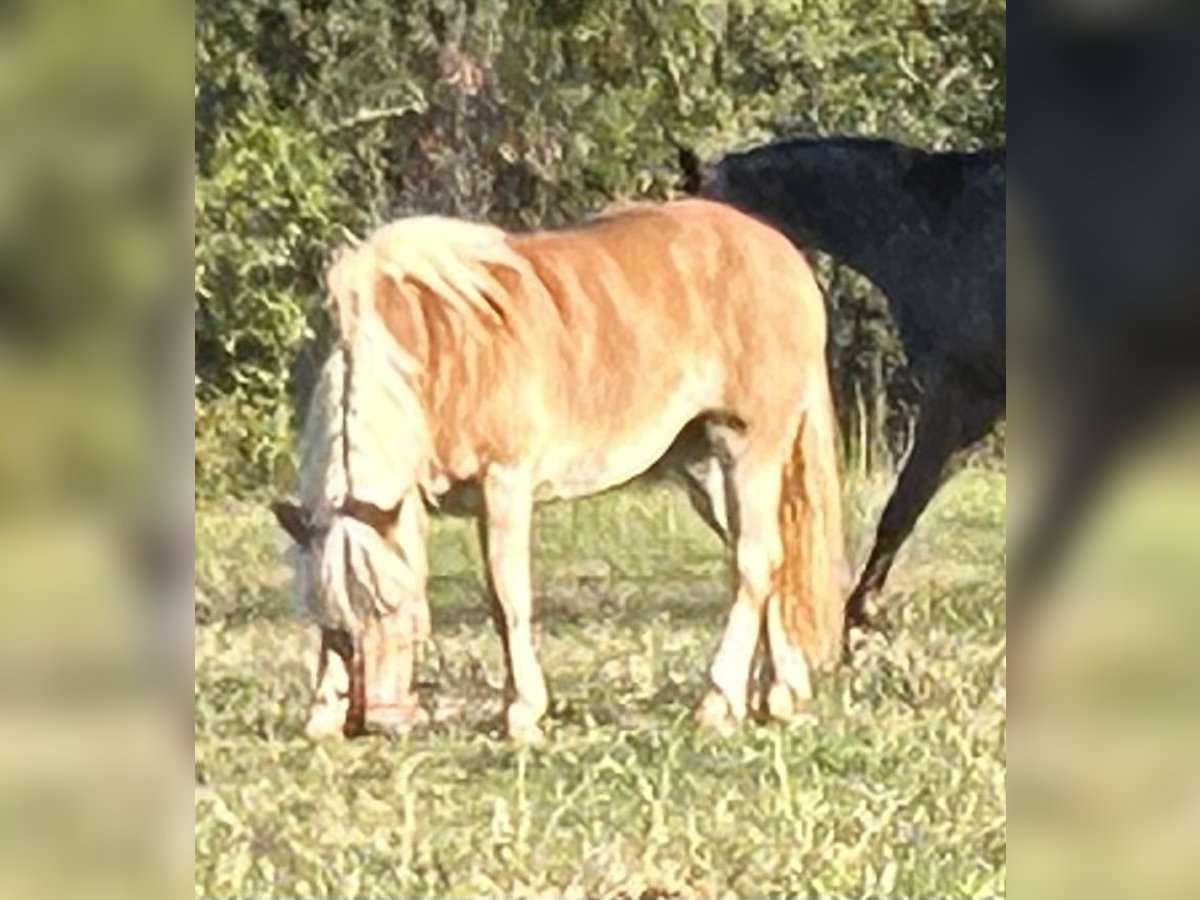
[662,417,739,546]
[845,371,1000,637]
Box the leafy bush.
[195,0,1006,497]
[195,99,353,494]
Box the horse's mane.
[293,214,571,628]
[327,216,540,365]
[326,213,586,472]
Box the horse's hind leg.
[481,466,549,742]
[664,417,736,544]
[845,371,998,637]
[679,456,733,544]
[698,452,786,733]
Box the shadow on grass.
[430,574,731,632]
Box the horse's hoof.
[765,683,814,725]
[508,722,545,745]
[505,703,546,745]
[304,705,348,741]
[766,683,797,722]
[842,608,883,665]
[695,690,740,737]
[845,606,875,633]
[364,704,423,737]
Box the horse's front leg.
[362,493,430,734]
[305,627,360,740]
[482,466,548,742]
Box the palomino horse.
[272,198,845,742]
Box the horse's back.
[503,199,827,451]
[509,198,822,327]
[565,197,813,270]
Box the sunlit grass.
[196,467,1005,899]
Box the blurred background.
[1008,8,1200,900]
[8,0,1200,896]
[29,1,998,898]
[0,0,191,898]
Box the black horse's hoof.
[841,608,887,665]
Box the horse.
[271,198,846,742]
[680,137,1005,643]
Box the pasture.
[195,466,1005,899]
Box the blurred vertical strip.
[0,0,193,898]
[1008,3,1200,626]
[1010,6,1200,899]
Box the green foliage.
[195,101,353,494]
[195,0,1006,496]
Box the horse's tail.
[774,372,848,674]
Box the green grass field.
[195,466,1005,899]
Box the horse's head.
[276,317,431,623]
[271,497,400,549]
[271,491,425,626]
[271,493,429,739]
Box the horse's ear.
[271,500,311,546]
[677,144,704,195]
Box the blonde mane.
[328,216,546,364]
[288,348,415,630]
[322,218,527,499]
[325,215,572,484]
[295,216,555,630]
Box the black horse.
[680,137,1005,638]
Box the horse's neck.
[773,171,928,299]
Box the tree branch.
[322,103,426,136]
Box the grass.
[195,466,1005,899]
